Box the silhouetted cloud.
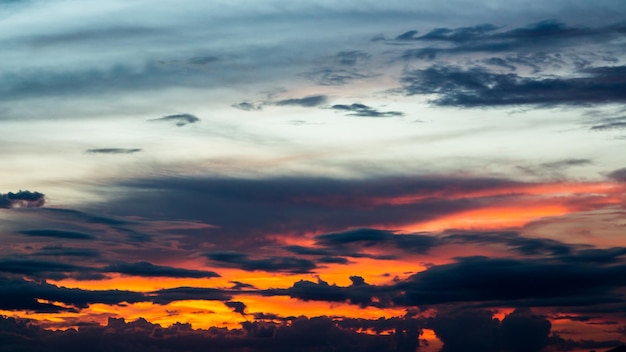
[0,190,45,209]
[150,287,232,304]
[224,301,247,315]
[429,309,500,352]
[104,261,221,279]
[86,148,141,154]
[274,95,328,107]
[0,275,145,312]
[150,113,200,126]
[331,103,404,117]
[205,252,317,273]
[401,65,626,107]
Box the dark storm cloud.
[401,65,626,107]
[274,95,328,107]
[205,252,317,273]
[86,148,142,154]
[0,190,45,209]
[150,113,200,126]
[331,103,404,117]
[19,229,95,240]
[104,261,220,279]
[396,21,625,58]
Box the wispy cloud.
[150,113,200,127]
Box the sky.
[1,0,626,351]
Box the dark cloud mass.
[401,65,626,107]
[398,21,625,58]
[104,261,221,279]
[0,190,45,209]
[205,252,317,273]
[150,113,200,126]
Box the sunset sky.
[1,1,626,351]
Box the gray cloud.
[232,101,264,111]
[401,65,626,107]
[150,113,200,127]
[331,103,404,117]
[274,95,328,107]
[86,148,142,154]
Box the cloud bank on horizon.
[1,0,626,351]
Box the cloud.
[86,148,142,154]
[401,65,626,107]
[315,228,437,255]
[232,101,264,111]
[608,168,626,182]
[205,252,317,273]
[429,308,500,352]
[590,116,626,131]
[32,246,101,258]
[19,229,95,240]
[0,190,45,209]
[302,67,374,86]
[150,113,200,127]
[334,51,370,66]
[429,308,551,352]
[331,103,404,117]
[397,21,625,59]
[150,287,232,305]
[274,95,328,107]
[224,301,247,315]
[0,275,146,312]
[104,261,221,279]
[499,308,551,352]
